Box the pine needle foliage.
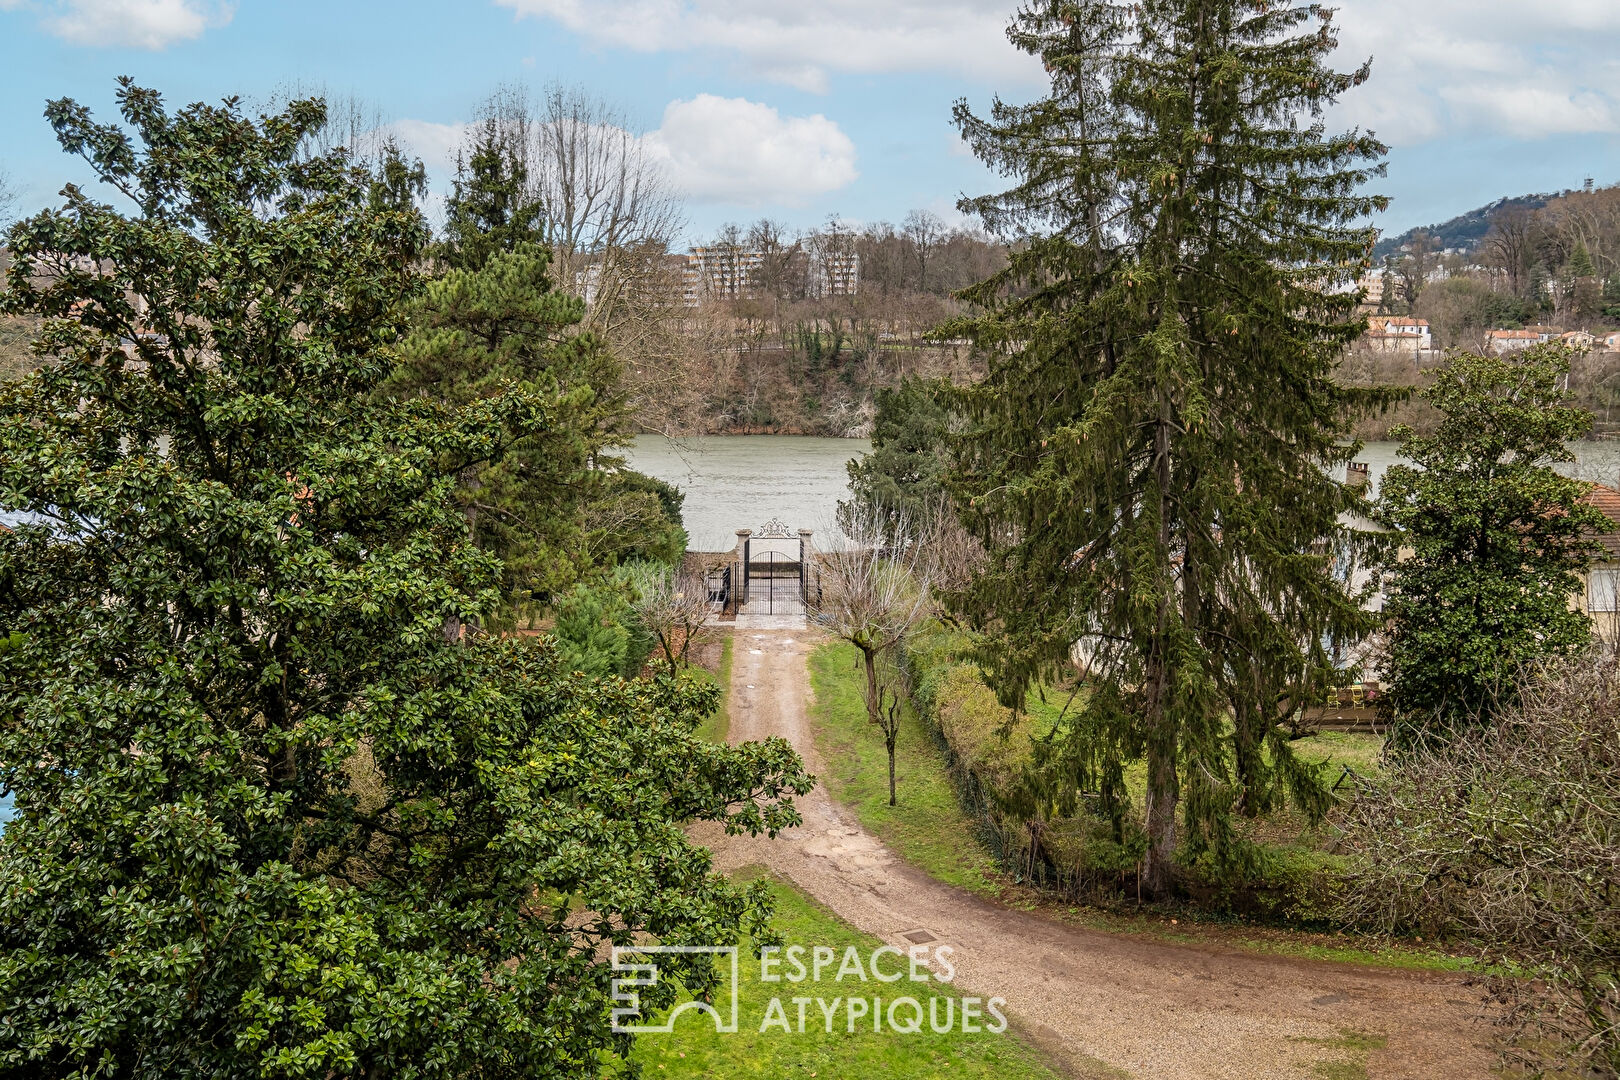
[387,123,661,613]
[947,0,1397,894]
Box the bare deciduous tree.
[808,507,933,805]
[1337,656,1620,1075]
[901,209,946,293]
[477,84,683,339]
[1482,207,1539,299]
[0,166,17,229]
[625,562,716,676]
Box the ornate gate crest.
[755,518,795,539]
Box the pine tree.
[1379,347,1602,732]
[948,0,1393,895]
[1571,241,1598,280]
[388,125,676,613]
[441,117,546,274]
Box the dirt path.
[703,629,1496,1080]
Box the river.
[627,435,1620,552]
[626,435,870,552]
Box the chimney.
[1346,462,1371,491]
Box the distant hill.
[1373,192,1564,259]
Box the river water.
[626,435,870,552]
[628,435,1620,552]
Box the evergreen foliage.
[389,121,680,614]
[0,82,810,1078]
[947,0,1393,894]
[552,579,636,679]
[842,377,953,531]
[1379,346,1602,732]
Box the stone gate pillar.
[734,529,752,608]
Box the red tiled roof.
[1582,483,1620,557]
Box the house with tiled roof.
[1364,315,1431,354]
[1579,483,1620,641]
[1486,329,1543,354]
[1561,329,1597,349]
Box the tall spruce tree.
[0,84,809,1077]
[949,1,1392,894]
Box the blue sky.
[3,0,1620,247]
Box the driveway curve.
[702,629,1496,1080]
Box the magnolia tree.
[0,81,810,1079]
[809,508,933,805]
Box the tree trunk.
[1142,728,1178,898]
[887,737,897,807]
[1143,400,1180,899]
[861,645,880,729]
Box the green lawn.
[629,873,1066,1079]
[695,633,734,744]
[808,643,1003,896]
[804,640,1479,972]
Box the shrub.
[1337,656,1620,1075]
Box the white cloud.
[390,97,857,209]
[1333,1,1620,145]
[492,0,1040,92]
[494,0,1620,148]
[644,95,857,205]
[2,0,233,48]
[387,119,473,184]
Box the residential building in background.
[1364,315,1432,354]
[1486,329,1544,354]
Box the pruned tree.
[808,507,933,805]
[626,561,717,676]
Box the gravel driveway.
[701,629,1497,1080]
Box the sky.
[2,1,1620,247]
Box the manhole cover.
[903,930,936,945]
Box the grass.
[807,642,1003,896]
[629,872,1067,1079]
[695,633,734,744]
[1293,1028,1389,1080]
[1289,731,1384,779]
[807,641,1480,975]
